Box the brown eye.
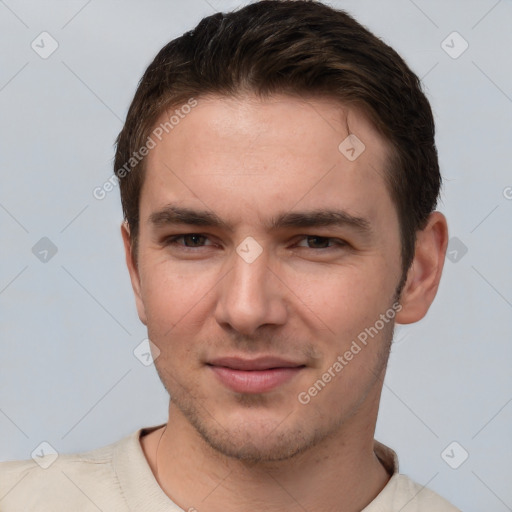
[181,234,208,247]
[296,236,346,249]
[164,234,212,248]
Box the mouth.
[206,356,306,393]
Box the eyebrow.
[148,204,372,235]
[149,205,233,232]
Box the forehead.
[140,94,395,229]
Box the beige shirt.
[0,424,460,511]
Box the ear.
[121,221,147,326]
[395,211,448,324]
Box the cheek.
[141,270,213,378]
[138,243,399,348]
[139,261,215,335]
[289,260,393,335]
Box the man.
[0,1,459,510]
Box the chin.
[200,426,313,463]
[188,407,328,463]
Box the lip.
[207,356,306,393]
[208,356,304,371]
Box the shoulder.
[0,434,131,512]
[369,441,460,511]
[373,473,461,511]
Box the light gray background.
[1,0,511,510]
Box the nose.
[214,245,288,336]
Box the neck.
[141,390,391,512]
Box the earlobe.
[121,221,148,326]
[395,211,448,325]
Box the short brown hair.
[114,0,440,280]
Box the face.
[124,94,406,462]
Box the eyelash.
[163,234,348,251]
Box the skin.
[121,94,448,512]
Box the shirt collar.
[115,424,400,511]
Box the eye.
[164,233,214,248]
[295,235,347,249]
